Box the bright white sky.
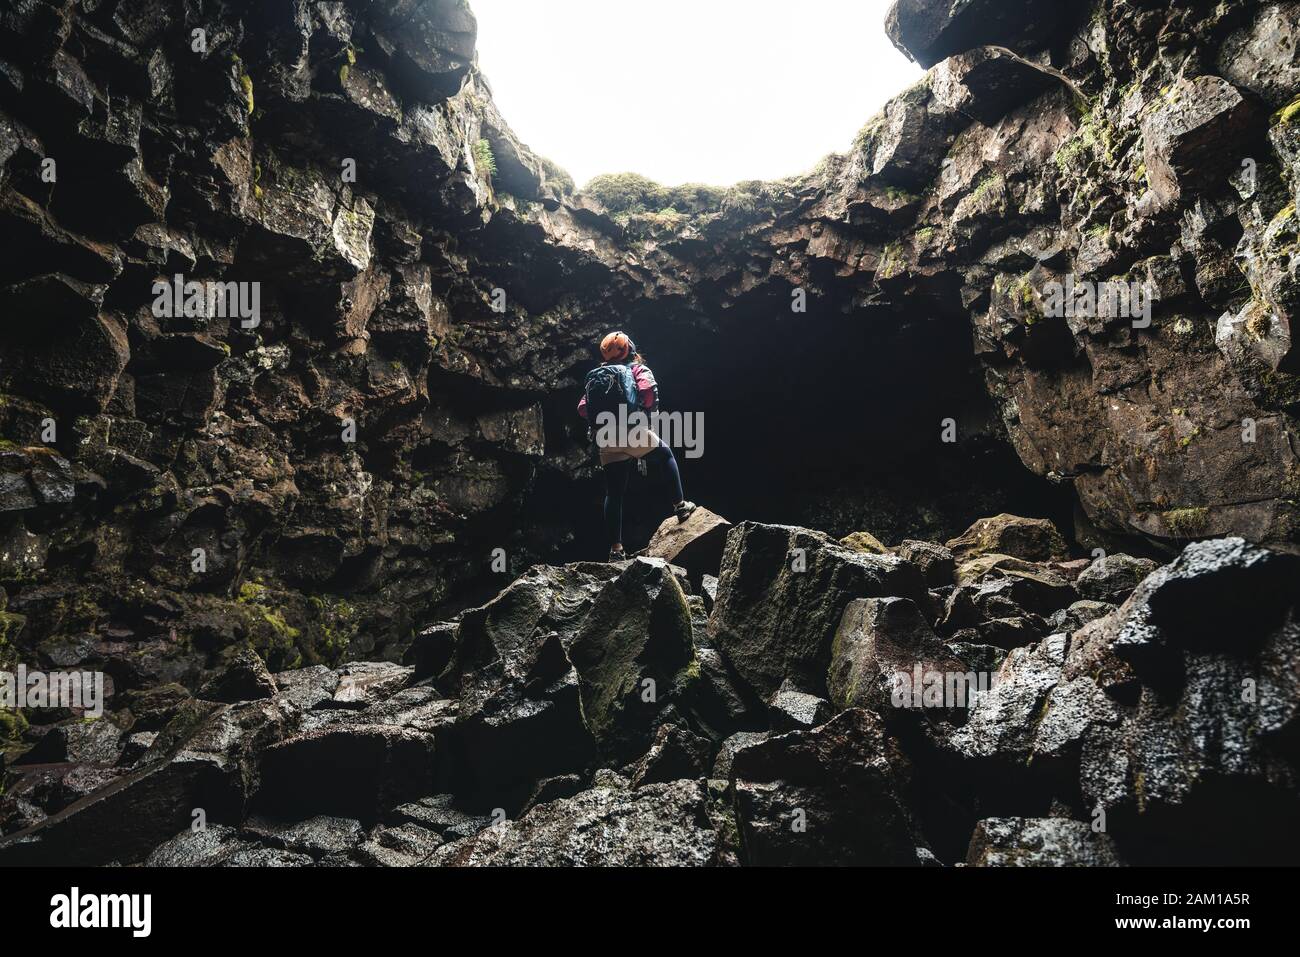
[471,0,922,189]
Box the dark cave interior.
[541,290,1077,564]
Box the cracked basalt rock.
[3,0,1300,867]
[428,779,722,867]
[966,817,1123,867]
[731,709,926,866]
[1,525,1296,866]
[708,522,929,701]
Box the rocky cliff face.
[1,0,1300,866]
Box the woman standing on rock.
[578,331,696,561]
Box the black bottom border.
[5,865,1283,943]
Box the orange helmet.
[600,331,634,363]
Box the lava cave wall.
[2,0,1299,714]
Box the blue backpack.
[584,364,639,435]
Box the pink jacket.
[577,363,657,419]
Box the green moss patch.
[1163,507,1210,538]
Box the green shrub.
[474,139,497,179]
[582,172,666,213]
[540,156,575,195]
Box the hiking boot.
[674,501,698,523]
[609,548,628,562]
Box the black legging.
[604,445,684,547]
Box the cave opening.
[542,289,1077,564]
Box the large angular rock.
[711,731,770,781]
[839,530,888,554]
[1142,75,1259,209]
[1074,554,1159,605]
[355,822,445,866]
[643,506,731,581]
[946,514,1069,564]
[948,633,1122,772]
[371,0,477,103]
[568,558,698,762]
[885,0,1073,68]
[242,814,367,860]
[1077,541,1300,863]
[767,680,835,732]
[626,723,711,789]
[1062,615,1139,702]
[829,596,972,714]
[242,163,375,279]
[388,793,492,843]
[966,817,1122,866]
[436,564,608,804]
[896,539,955,587]
[708,523,929,701]
[731,709,924,866]
[198,648,278,703]
[930,46,1071,126]
[678,644,761,740]
[404,622,457,681]
[144,825,260,867]
[429,780,721,866]
[1108,538,1300,672]
[441,563,615,685]
[1218,3,1300,109]
[858,79,962,188]
[0,277,128,414]
[0,703,256,865]
[435,557,704,805]
[255,724,435,824]
[11,717,123,766]
[971,568,1076,618]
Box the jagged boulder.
[568,558,698,763]
[145,825,266,867]
[643,507,731,581]
[0,695,293,864]
[711,731,770,781]
[678,644,761,740]
[829,596,971,714]
[839,530,888,555]
[626,723,711,789]
[429,780,722,866]
[948,633,1122,776]
[434,564,606,804]
[1078,540,1300,864]
[433,558,703,805]
[885,0,1074,68]
[1142,75,1259,209]
[930,46,1071,126]
[708,522,929,701]
[731,709,925,866]
[1218,3,1300,109]
[767,680,835,732]
[198,648,278,703]
[1062,616,1139,702]
[946,514,1069,564]
[966,817,1122,866]
[370,0,478,103]
[1074,554,1159,605]
[896,539,956,587]
[389,793,492,843]
[1108,538,1299,672]
[404,622,457,681]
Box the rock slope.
[2,513,1296,866]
